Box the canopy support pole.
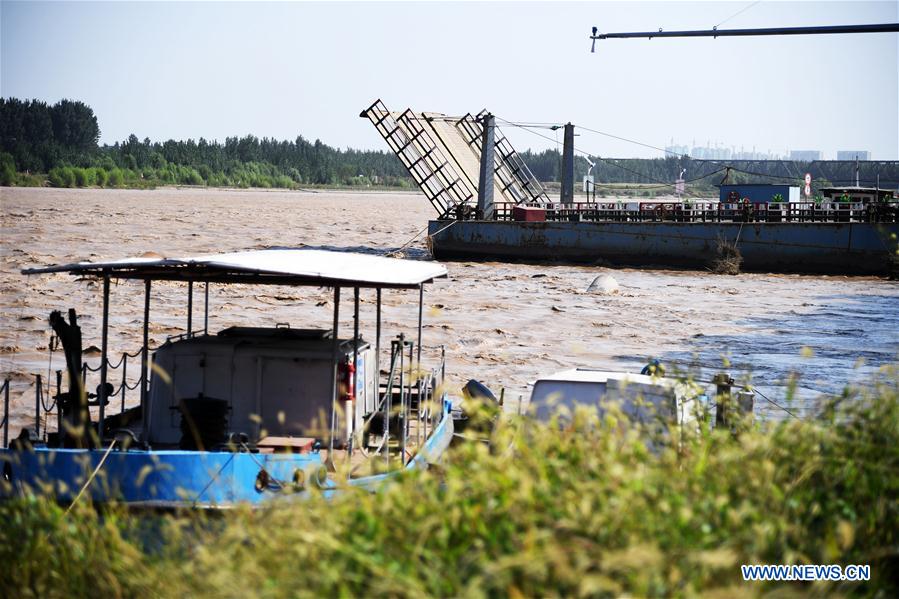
[327,286,341,466]
[416,285,424,447]
[98,274,110,442]
[186,281,193,338]
[141,280,151,442]
[375,288,382,406]
[398,333,406,465]
[204,282,209,335]
[351,287,360,457]
[416,285,424,373]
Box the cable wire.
[497,117,709,197]
[715,1,762,29]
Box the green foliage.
[106,168,124,188]
[0,98,99,172]
[1,370,897,596]
[771,193,784,203]
[0,152,15,186]
[0,499,154,596]
[48,166,75,188]
[92,167,108,187]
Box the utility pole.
[477,113,496,220]
[561,123,574,204]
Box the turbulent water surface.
[1,187,897,433]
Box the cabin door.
[258,357,332,439]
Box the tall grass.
[2,368,897,597]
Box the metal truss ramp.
[362,99,549,217]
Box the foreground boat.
[518,365,757,447]
[0,249,453,507]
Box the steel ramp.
[362,99,475,216]
[363,99,550,216]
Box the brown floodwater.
[1,187,897,434]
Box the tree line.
[0,98,409,189]
[2,97,897,192]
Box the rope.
[64,437,117,514]
[191,453,235,507]
[715,0,761,29]
[45,335,56,412]
[387,219,458,258]
[747,386,802,420]
[241,442,288,489]
[504,118,823,187]
[38,382,57,413]
[496,117,709,198]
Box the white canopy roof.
[22,249,448,288]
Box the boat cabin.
[526,368,703,435]
[819,186,895,204]
[146,326,378,448]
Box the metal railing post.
[35,373,42,438]
[121,353,127,414]
[56,370,62,441]
[3,379,9,447]
[98,274,110,439]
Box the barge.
[362,100,899,275]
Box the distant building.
[836,151,870,161]
[690,146,732,160]
[790,150,821,161]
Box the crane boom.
[590,22,899,51]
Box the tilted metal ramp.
[456,111,550,206]
[362,100,475,217]
[362,99,550,217]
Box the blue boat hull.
[0,405,454,507]
[428,220,899,275]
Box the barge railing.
[485,200,899,224]
[2,378,9,448]
[1,345,150,447]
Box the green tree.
[0,152,15,186]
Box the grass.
[1,366,897,597]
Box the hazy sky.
[2,1,897,159]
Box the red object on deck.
[512,206,546,222]
[256,436,316,454]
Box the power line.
[499,118,896,190]
[496,117,709,196]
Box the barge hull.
[428,220,899,275]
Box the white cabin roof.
[22,249,448,289]
[534,368,677,388]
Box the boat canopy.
[21,249,448,289]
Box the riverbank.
[2,374,897,595]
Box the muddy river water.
[1,187,897,433]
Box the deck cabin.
[819,186,895,204]
[525,368,705,440]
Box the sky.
[2,1,897,159]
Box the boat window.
[529,380,607,421]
